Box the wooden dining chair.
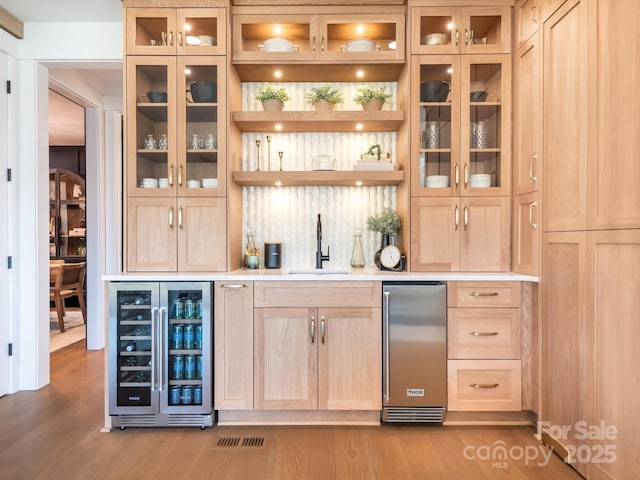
[49,261,87,333]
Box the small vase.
[312,100,335,112]
[246,255,260,269]
[362,99,384,111]
[374,234,393,268]
[261,99,284,112]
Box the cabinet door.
[460,197,510,272]
[254,308,318,410]
[126,56,177,197]
[411,6,461,55]
[127,197,177,272]
[542,0,588,232]
[461,54,511,197]
[214,282,254,410]
[512,192,539,275]
[513,35,541,195]
[177,197,227,272]
[411,55,461,196]
[460,7,512,54]
[126,8,177,55]
[318,307,381,410]
[541,231,587,476]
[177,8,226,56]
[178,56,226,197]
[588,230,640,480]
[410,197,460,272]
[514,0,541,49]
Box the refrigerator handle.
[159,307,166,391]
[151,307,158,391]
[383,291,391,403]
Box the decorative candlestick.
[266,135,272,171]
[278,151,284,171]
[255,138,261,171]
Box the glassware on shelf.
[204,134,216,150]
[350,227,366,268]
[158,134,168,150]
[144,134,156,150]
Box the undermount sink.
[288,268,350,275]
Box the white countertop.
[103,268,538,282]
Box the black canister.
[264,242,282,269]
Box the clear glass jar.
[350,227,366,268]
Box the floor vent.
[242,436,265,447]
[382,407,446,423]
[217,436,241,447]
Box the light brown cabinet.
[125,7,226,56]
[411,5,512,55]
[214,281,254,411]
[127,196,226,272]
[514,0,540,49]
[410,196,510,272]
[253,282,381,412]
[512,191,539,276]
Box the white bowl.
[469,174,491,188]
[141,178,158,188]
[425,175,449,188]
[186,180,201,188]
[202,178,218,188]
[158,178,169,188]
[343,38,377,52]
[259,37,296,52]
[422,33,448,45]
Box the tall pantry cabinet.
[123,4,228,272]
[539,0,640,478]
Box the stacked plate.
[141,178,158,188]
[202,178,218,189]
[342,38,378,52]
[469,174,491,188]
[259,37,297,52]
[425,175,449,188]
[186,179,201,189]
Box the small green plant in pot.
[354,84,392,111]
[367,207,401,267]
[255,84,291,111]
[305,85,344,111]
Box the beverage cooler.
[109,282,213,429]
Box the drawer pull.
[468,292,499,297]
[219,283,248,289]
[470,383,499,389]
[469,331,499,336]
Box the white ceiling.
[0,0,122,23]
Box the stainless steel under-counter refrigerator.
[382,282,447,423]
[109,282,213,429]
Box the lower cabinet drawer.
[447,360,522,411]
[448,308,521,359]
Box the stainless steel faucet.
[316,214,330,269]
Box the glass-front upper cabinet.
[126,56,226,197]
[411,6,511,55]
[412,54,510,196]
[49,168,86,260]
[126,7,226,56]
[232,10,404,63]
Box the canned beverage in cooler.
[195,325,203,349]
[170,385,181,405]
[181,385,193,405]
[174,298,184,319]
[173,355,184,380]
[184,324,195,349]
[184,355,195,380]
[196,355,203,380]
[193,385,202,405]
[172,324,183,350]
[185,298,195,319]
[196,299,203,319]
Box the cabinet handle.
[169,164,174,187]
[178,31,183,47]
[454,205,459,230]
[168,31,173,47]
[469,331,499,336]
[454,164,460,188]
[532,3,539,23]
[463,164,469,189]
[320,316,326,344]
[464,29,469,46]
[178,165,183,187]
[321,36,325,53]
[158,307,166,391]
[168,207,174,229]
[529,200,538,230]
[470,383,499,389]
[312,36,316,54]
[219,283,248,289]
[455,29,460,47]
[178,207,183,229]
[468,291,499,297]
[463,205,469,229]
[383,291,391,403]
[529,153,538,182]
[310,316,316,344]
[151,307,158,391]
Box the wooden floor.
[0,343,583,480]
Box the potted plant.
[305,85,344,111]
[255,84,291,112]
[367,207,401,266]
[354,84,392,111]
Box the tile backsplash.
[240,81,399,269]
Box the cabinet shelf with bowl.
[232,170,404,187]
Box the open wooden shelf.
[232,110,404,133]
[232,170,404,186]
[232,62,405,83]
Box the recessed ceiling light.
[275,181,282,186]
[355,180,363,186]
[447,67,453,74]
[184,68,192,75]
[356,124,363,130]
[274,25,282,35]
[275,124,283,131]
[447,22,454,30]
[184,23,192,32]
[274,70,282,78]
[356,70,365,78]
[356,25,365,35]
